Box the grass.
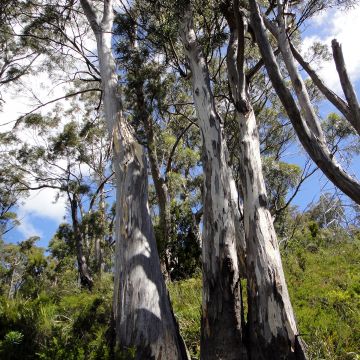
[168,278,202,359]
[169,240,360,360]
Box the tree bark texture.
[180,5,247,359]
[133,75,172,280]
[223,6,305,358]
[80,1,188,358]
[238,109,305,360]
[112,122,187,359]
[250,0,360,205]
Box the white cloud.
[15,188,67,239]
[0,70,68,128]
[22,188,67,223]
[17,214,43,239]
[302,6,360,93]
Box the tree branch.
[14,88,101,128]
[289,41,352,122]
[89,171,114,210]
[80,0,100,34]
[165,121,194,177]
[102,0,113,31]
[332,39,360,136]
[249,0,360,204]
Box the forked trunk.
[180,5,247,359]
[222,5,305,357]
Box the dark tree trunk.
[133,76,172,280]
[69,196,93,290]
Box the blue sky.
[281,6,360,212]
[2,5,360,247]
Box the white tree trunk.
[180,5,247,359]
[238,108,305,359]
[80,1,188,358]
[222,6,305,356]
[112,123,187,359]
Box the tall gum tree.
[222,2,306,358]
[79,0,188,358]
[179,2,247,359]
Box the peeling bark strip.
[249,0,360,205]
[180,4,247,359]
[80,1,188,358]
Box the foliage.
[1,0,360,358]
[0,275,114,360]
[0,219,359,360]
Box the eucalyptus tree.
[0,236,46,299]
[1,0,188,355]
[178,2,248,358]
[0,0,40,109]
[78,0,188,357]
[0,132,22,239]
[207,1,306,357]
[113,8,202,280]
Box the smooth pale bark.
[180,5,247,359]
[238,109,305,359]
[222,6,306,357]
[112,122,187,359]
[274,5,324,143]
[134,76,172,280]
[289,43,357,132]
[80,1,188,358]
[250,0,360,205]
